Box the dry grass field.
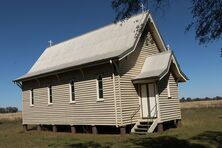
[0,112,22,121]
[181,100,222,109]
[0,108,221,148]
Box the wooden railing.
[130,105,140,129]
[147,103,157,124]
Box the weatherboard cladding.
[22,64,121,125]
[158,72,181,122]
[17,12,148,81]
[119,31,161,125]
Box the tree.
[180,97,185,102]
[111,0,222,52]
[186,97,192,101]
[186,0,222,46]
[111,0,167,21]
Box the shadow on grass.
[128,136,206,148]
[67,141,112,148]
[66,136,206,148]
[191,131,222,148]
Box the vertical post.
[52,125,57,132]
[120,126,126,135]
[176,119,182,128]
[23,124,28,131]
[71,125,76,134]
[37,125,42,131]
[157,123,163,132]
[92,125,98,134]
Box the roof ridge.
[46,12,149,50]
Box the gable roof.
[15,12,168,82]
[133,50,188,83]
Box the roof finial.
[167,44,171,50]
[140,3,146,12]
[48,40,53,47]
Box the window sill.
[96,99,104,102]
[30,105,34,107]
[48,103,53,106]
[69,101,76,104]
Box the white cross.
[140,3,145,12]
[48,40,53,47]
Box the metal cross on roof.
[48,40,53,47]
[140,3,146,12]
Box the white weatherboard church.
[14,12,188,134]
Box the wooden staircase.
[131,118,158,134]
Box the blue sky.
[0,0,221,109]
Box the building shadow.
[127,136,206,148]
[191,131,222,148]
[67,141,112,148]
[66,136,206,148]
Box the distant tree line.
[0,107,18,113]
[180,96,222,102]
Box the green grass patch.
[0,108,221,148]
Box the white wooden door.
[141,84,148,118]
[148,83,157,118]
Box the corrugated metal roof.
[134,51,172,80]
[16,12,149,81]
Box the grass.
[181,100,222,109]
[0,108,222,148]
[0,112,22,121]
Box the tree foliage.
[180,96,222,102]
[0,107,18,113]
[187,0,222,45]
[111,0,167,21]
[111,0,222,49]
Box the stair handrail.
[130,104,140,129]
[148,103,157,120]
[146,103,157,132]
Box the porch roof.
[133,50,188,83]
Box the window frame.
[30,89,34,106]
[69,80,76,103]
[96,74,104,102]
[167,81,171,99]
[48,85,53,105]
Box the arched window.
[70,80,75,103]
[30,89,34,106]
[97,75,103,100]
[48,85,53,104]
[167,81,171,99]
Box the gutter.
[13,57,119,82]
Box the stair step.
[137,125,150,128]
[135,128,148,132]
[134,131,147,135]
[140,121,153,125]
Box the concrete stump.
[92,125,98,134]
[176,119,182,128]
[52,125,57,132]
[37,125,41,131]
[71,125,76,134]
[120,126,126,135]
[157,123,163,132]
[23,124,27,131]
